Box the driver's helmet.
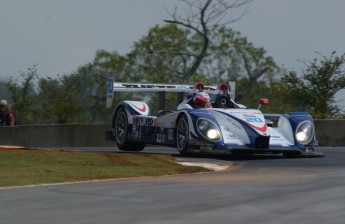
[193,92,212,108]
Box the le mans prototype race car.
[106,78,323,157]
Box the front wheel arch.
[175,113,190,155]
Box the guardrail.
[0,120,344,147]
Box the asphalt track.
[1,147,344,224]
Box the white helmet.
[193,92,212,108]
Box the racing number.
[246,117,263,123]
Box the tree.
[0,79,11,101]
[164,0,252,82]
[129,24,212,112]
[201,26,277,101]
[163,0,277,102]
[7,65,90,124]
[130,24,218,82]
[281,52,345,119]
[36,74,89,124]
[75,50,136,122]
[128,23,278,111]
[7,66,38,124]
[130,24,203,84]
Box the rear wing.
[106,77,235,108]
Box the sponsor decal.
[157,134,162,143]
[130,102,147,113]
[131,125,142,139]
[243,114,264,123]
[226,133,237,139]
[245,122,267,132]
[270,136,286,143]
[224,139,245,145]
[121,84,177,88]
[106,77,113,94]
[271,138,284,142]
[106,77,114,108]
[176,85,191,89]
[200,145,213,152]
[226,117,242,130]
[223,131,245,145]
[133,117,154,126]
[168,129,174,141]
[115,83,217,91]
[245,117,263,123]
[242,114,267,132]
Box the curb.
[175,157,233,171]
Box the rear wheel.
[114,107,145,151]
[176,114,189,155]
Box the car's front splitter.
[187,145,325,157]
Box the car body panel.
[107,81,324,157]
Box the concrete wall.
[314,120,345,147]
[0,124,116,147]
[0,120,344,147]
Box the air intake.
[254,136,270,149]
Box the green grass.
[0,149,209,187]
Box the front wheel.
[176,114,189,155]
[114,107,145,151]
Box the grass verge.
[0,148,209,187]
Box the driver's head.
[193,92,212,108]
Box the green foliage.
[5,24,280,121]
[128,24,211,112]
[281,52,345,118]
[203,27,278,101]
[36,75,89,124]
[126,24,276,112]
[7,65,38,124]
[75,50,138,122]
[205,27,276,83]
[9,22,343,123]
[130,24,207,84]
[7,66,89,124]
[235,79,296,114]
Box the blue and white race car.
[106,79,323,157]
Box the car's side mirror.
[258,98,269,109]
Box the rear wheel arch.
[113,106,144,152]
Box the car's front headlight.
[295,121,314,144]
[197,119,221,141]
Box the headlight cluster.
[295,121,314,144]
[197,119,221,141]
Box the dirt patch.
[140,153,176,164]
[101,152,142,166]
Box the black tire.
[176,114,189,155]
[114,107,145,151]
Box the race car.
[105,78,324,157]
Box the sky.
[1,0,345,106]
